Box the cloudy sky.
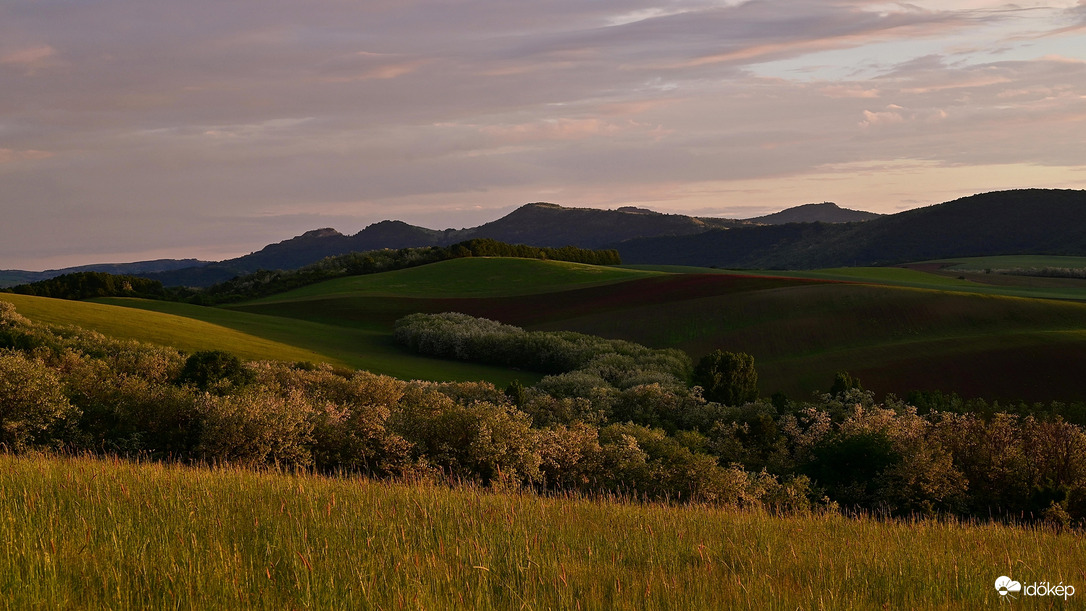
[2,0,1085,269]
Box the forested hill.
[616,189,1086,269]
[3,200,879,288]
[747,202,881,225]
[455,203,742,247]
[143,203,746,286]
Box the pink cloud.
[820,85,881,98]
[0,149,54,163]
[481,118,625,144]
[0,44,60,74]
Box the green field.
[3,452,1080,610]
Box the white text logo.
[996,575,1075,601]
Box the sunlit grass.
[2,452,1082,610]
[0,293,329,365]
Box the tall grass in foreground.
[1,453,1083,610]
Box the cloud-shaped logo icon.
[996,576,1023,597]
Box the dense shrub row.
[982,267,1086,279]
[3,301,1085,525]
[394,312,691,381]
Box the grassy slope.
[0,293,329,365]
[92,256,656,384]
[4,453,1081,610]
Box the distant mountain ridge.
[1,199,882,287]
[141,203,755,286]
[0,259,207,289]
[617,189,1086,268]
[17,190,1084,287]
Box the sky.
[2,0,1085,270]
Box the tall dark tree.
[692,350,758,405]
[829,371,863,397]
[177,350,252,394]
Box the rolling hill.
[7,189,1083,288]
[132,199,880,287]
[0,293,329,364]
[139,188,1086,285]
[141,204,745,286]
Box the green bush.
[196,386,315,467]
[393,386,540,486]
[0,352,79,449]
[178,350,253,394]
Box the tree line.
[3,272,168,300]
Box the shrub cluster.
[4,300,1086,524]
[394,312,691,380]
[394,311,1086,525]
[977,266,1086,279]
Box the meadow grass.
[1,452,1082,610]
[247,257,661,303]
